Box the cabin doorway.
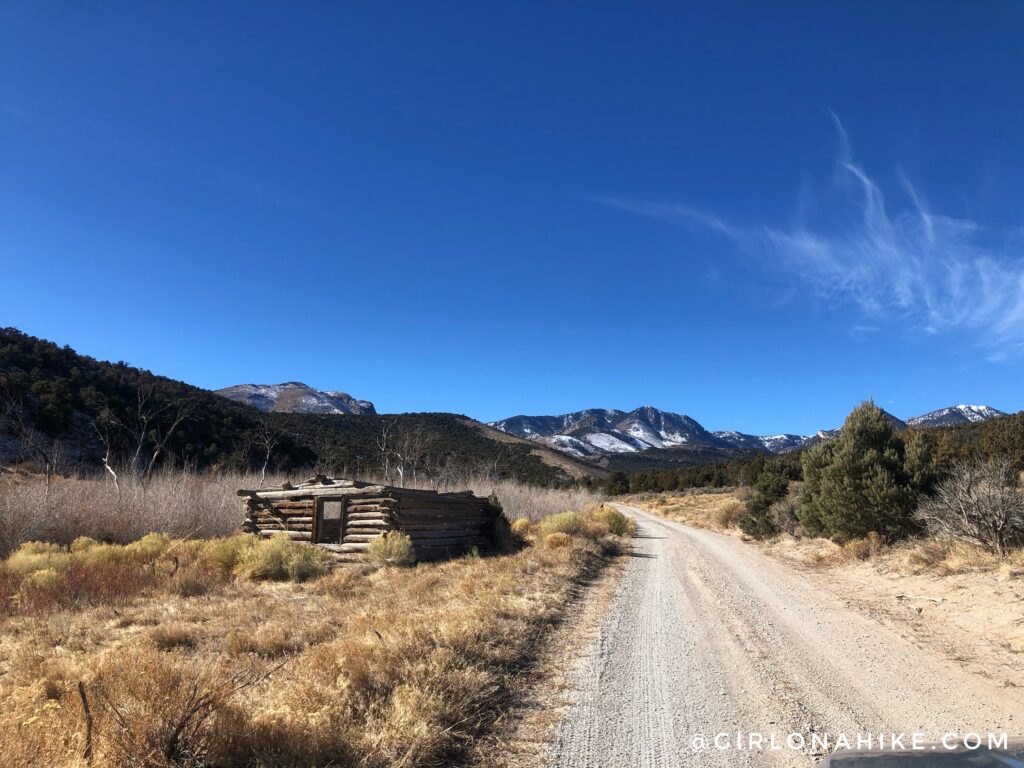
[315,498,345,544]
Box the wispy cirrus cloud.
[596,119,1024,358]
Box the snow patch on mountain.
[216,382,376,415]
[491,403,1008,462]
[908,405,1007,428]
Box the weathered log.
[237,485,387,499]
[338,542,371,553]
[257,523,312,532]
[343,533,385,543]
[258,530,311,541]
[407,536,486,546]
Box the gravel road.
[549,504,1023,767]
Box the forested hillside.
[615,407,1022,495]
[0,328,573,485]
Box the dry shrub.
[15,559,159,614]
[368,531,415,567]
[0,536,232,616]
[592,505,637,537]
[708,499,746,529]
[242,536,607,768]
[225,620,334,658]
[544,532,571,550]
[90,646,264,767]
[202,535,254,575]
[0,469,247,557]
[232,535,331,582]
[838,531,888,562]
[0,506,614,768]
[916,459,1024,557]
[893,537,1019,576]
[510,517,532,537]
[467,480,604,523]
[150,622,199,651]
[537,511,588,539]
[168,560,225,598]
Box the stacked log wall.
[243,497,316,542]
[337,495,398,555]
[391,490,494,560]
[239,482,500,562]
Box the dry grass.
[0,469,604,557]
[367,531,415,567]
[0,499,619,767]
[462,479,604,523]
[630,489,744,531]
[0,469,244,557]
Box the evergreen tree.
[606,471,630,496]
[738,469,789,539]
[798,401,916,541]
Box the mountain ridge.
[216,382,376,415]
[489,403,1009,461]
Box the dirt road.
[549,504,1023,767]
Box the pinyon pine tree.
[798,401,917,542]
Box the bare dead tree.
[376,420,395,482]
[141,398,194,482]
[253,416,284,488]
[916,458,1024,557]
[91,412,122,498]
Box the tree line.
[0,328,567,486]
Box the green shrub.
[593,506,636,537]
[367,531,415,567]
[739,471,789,539]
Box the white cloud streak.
[597,123,1024,357]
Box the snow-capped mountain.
[216,382,376,415]
[491,403,1009,461]
[491,406,735,458]
[907,405,1007,428]
[712,431,812,453]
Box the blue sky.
[2,2,1023,434]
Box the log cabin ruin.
[238,476,502,561]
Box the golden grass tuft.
[368,531,415,567]
[232,535,332,582]
[708,499,746,530]
[149,622,199,650]
[537,511,589,539]
[592,505,637,537]
[544,532,571,549]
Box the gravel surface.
[549,504,1024,767]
